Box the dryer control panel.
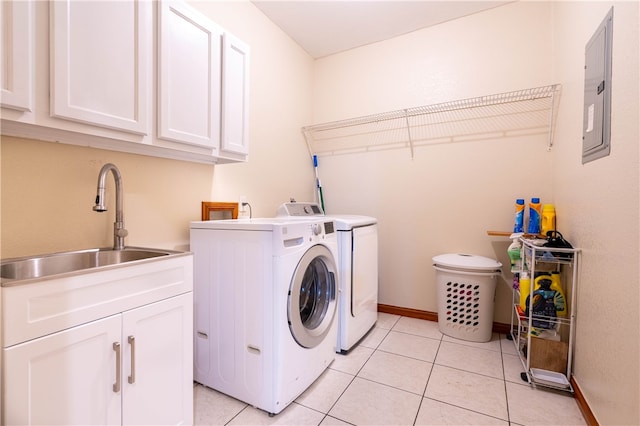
[277,201,324,217]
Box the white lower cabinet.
[121,293,193,425]
[4,315,122,425]
[3,293,193,425]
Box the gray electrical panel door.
[582,8,613,164]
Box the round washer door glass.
[288,244,337,348]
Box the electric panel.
[582,8,613,164]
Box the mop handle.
[313,155,325,212]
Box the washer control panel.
[323,221,334,234]
[311,223,322,235]
[305,221,335,238]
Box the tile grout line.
[412,333,443,425]
[319,315,425,424]
[427,331,513,423]
[316,324,392,424]
[499,332,514,424]
[198,316,583,425]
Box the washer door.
[288,244,338,349]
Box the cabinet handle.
[113,342,121,393]
[128,335,136,384]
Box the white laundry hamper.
[432,254,502,343]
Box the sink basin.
[1,247,183,283]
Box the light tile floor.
[194,313,586,425]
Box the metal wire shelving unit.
[302,84,561,158]
[510,238,581,393]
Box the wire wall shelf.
[302,84,561,158]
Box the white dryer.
[277,202,378,353]
[190,218,338,415]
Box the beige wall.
[311,2,639,423]
[311,1,555,324]
[551,2,639,424]
[0,137,213,256]
[0,1,315,258]
[1,1,638,424]
[189,1,318,217]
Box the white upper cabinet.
[158,1,222,151]
[0,0,249,164]
[0,0,33,112]
[221,32,250,158]
[50,0,150,134]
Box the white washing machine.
[277,202,378,353]
[189,217,338,415]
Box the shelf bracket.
[404,109,414,160]
[547,88,559,151]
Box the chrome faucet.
[93,163,128,250]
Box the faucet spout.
[93,163,128,250]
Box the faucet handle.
[115,228,128,238]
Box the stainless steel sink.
[1,247,183,283]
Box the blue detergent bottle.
[527,197,541,234]
[514,199,525,232]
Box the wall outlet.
[239,196,247,213]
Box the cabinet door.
[3,315,122,425]
[122,293,193,425]
[50,0,150,134]
[0,0,33,111]
[221,32,250,156]
[158,0,222,150]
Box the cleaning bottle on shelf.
[519,271,531,311]
[527,198,542,235]
[541,204,556,236]
[527,278,557,329]
[507,233,523,272]
[514,199,525,233]
[550,271,567,316]
[534,273,551,289]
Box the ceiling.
[251,1,511,59]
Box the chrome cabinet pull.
[113,342,121,392]
[128,335,136,384]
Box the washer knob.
[311,223,322,236]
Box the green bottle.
[507,234,523,272]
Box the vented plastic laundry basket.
[432,254,502,343]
